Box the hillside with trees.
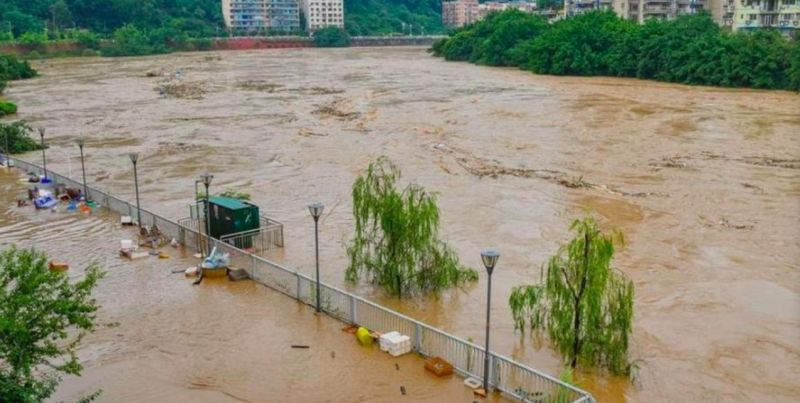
[0,0,447,41]
[432,10,800,91]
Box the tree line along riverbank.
[431,10,800,92]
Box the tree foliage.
[217,190,251,201]
[313,26,351,48]
[344,0,443,36]
[432,10,800,91]
[346,157,477,297]
[0,121,46,154]
[509,217,633,375]
[0,246,104,401]
[0,100,18,117]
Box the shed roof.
[208,196,253,211]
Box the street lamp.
[308,202,324,313]
[38,127,48,182]
[129,152,141,230]
[76,137,88,201]
[481,249,500,394]
[200,173,214,255]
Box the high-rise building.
[478,1,539,19]
[706,0,736,27]
[565,0,614,16]
[443,0,480,27]
[564,0,798,33]
[567,0,704,20]
[268,0,301,32]
[732,0,800,32]
[300,0,345,31]
[222,0,300,32]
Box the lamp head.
[38,127,45,138]
[200,173,214,187]
[308,202,324,220]
[76,137,85,148]
[481,249,500,275]
[128,152,139,164]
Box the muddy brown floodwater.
[2,47,799,402]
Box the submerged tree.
[509,217,634,375]
[0,246,104,401]
[346,157,477,297]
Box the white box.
[379,331,400,352]
[120,239,134,251]
[386,334,412,357]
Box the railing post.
[296,273,301,302]
[414,323,423,354]
[491,354,500,390]
[350,295,358,325]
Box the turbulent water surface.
[2,47,799,402]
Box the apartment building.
[443,0,480,27]
[222,0,300,32]
[707,0,737,26]
[300,0,345,31]
[566,0,704,19]
[564,0,615,16]
[478,1,539,19]
[268,0,301,31]
[612,0,706,23]
[733,0,800,32]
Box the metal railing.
[180,210,284,254]
[8,157,595,403]
[219,216,284,253]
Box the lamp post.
[76,137,88,201]
[38,127,47,181]
[481,249,500,393]
[308,202,324,313]
[200,173,213,255]
[129,153,141,230]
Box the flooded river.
[3,47,799,402]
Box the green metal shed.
[206,196,260,241]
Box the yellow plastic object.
[356,327,373,346]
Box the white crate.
[386,334,412,357]
[379,331,400,352]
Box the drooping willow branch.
[346,157,477,297]
[509,217,634,375]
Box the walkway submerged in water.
[8,157,594,403]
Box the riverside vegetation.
[509,218,634,376]
[0,53,36,118]
[0,246,104,401]
[345,157,478,297]
[431,10,800,91]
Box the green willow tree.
[509,217,634,375]
[0,246,104,401]
[346,157,477,297]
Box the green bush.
[0,53,37,81]
[102,25,157,57]
[0,100,17,116]
[313,27,350,48]
[0,121,45,154]
[433,10,800,91]
[73,29,101,50]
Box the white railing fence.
[9,157,595,403]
